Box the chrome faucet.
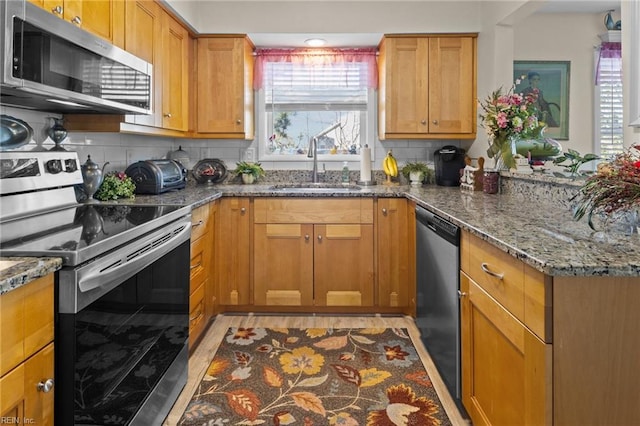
[307,137,321,183]
[307,122,341,183]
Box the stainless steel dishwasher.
[415,205,461,404]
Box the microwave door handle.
[77,220,190,294]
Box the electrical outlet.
[244,148,255,162]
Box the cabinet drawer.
[190,235,209,289]
[465,233,524,321]
[254,198,374,224]
[0,274,54,377]
[191,204,210,241]
[189,283,206,348]
[462,232,551,341]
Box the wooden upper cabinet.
[196,36,255,139]
[161,11,189,131]
[36,0,124,44]
[64,2,191,135]
[378,34,477,140]
[124,0,162,128]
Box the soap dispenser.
[342,161,350,183]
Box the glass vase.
[493,136,518,170]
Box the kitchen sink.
[269,183,363,193]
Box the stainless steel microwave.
[1,1,152,114]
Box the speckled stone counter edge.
[0,257,62,295]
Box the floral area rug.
[179,327,452,425]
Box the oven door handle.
[77,219,191,295]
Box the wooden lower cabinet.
[253,198,375,308]
[461,272,550,426]
[376,198,412,311]
[314,224,374,306]
[216,197,251,306]
[254,223,314,306]
[189,203,212,350]
[0,274,55,424]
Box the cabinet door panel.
[461,272,549,426]
[0,363,25,419]
[428,37,475,134]
[376,198,410,308]
[314,224,374,306]
[254,224,313,306]
[216,198,251,305]
[197,38,246,133]
[77,1,114,42]
[124,0,162,127]
[161,11,189,131]
[384,37,429,134]
[24,343,54,425]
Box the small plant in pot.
[233,161,265,184]
[401,161,434,185]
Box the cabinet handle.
[317,235,322,242]
[164,113,172,118]
[304,234,310,241]
[236,119,242,124]
[71,16,81,25]
[37,378,54,393]
[481,262,504,280]
[457,290,467,298]
[191,219,204,228]
[432,120,439,125]
[51,5,63,14]
[382,208,388,216]
[420,120,427,125]
[190,261,202,270]
[240,207,246,214]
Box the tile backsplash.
[1,106,467,175]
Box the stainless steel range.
[0,150,192,425]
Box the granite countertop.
[4,178,638,294]
[122,181,638,278]
[0,257,62,295]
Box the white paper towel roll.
[360,146,372,182]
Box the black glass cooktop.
[0,204,189,266]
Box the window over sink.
[254,48,377,162]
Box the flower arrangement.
[94,172,136,201]
[479,76,546,169]
[572,145,640,229]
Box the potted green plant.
[401,161,433,185]
[233,161,265,184]
[552,149,599,178]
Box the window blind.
[596,56,624,158]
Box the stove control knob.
[46,159,62,174]
[65,159,78,172]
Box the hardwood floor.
[164,314,470,425]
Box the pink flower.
[496,112,508,128]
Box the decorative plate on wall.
[1,115,33,151]
[192,159,227,184]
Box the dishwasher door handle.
[481,262,505,280]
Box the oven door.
[55,218,191,425]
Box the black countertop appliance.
[125,159,187,194]
[434,145,466,186]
